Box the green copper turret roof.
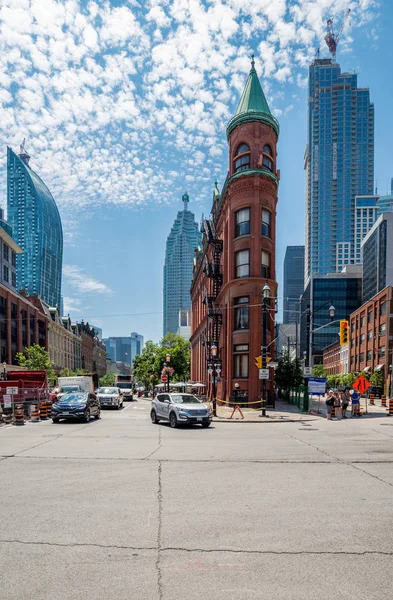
[226,56,279,139]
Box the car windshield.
[171,394,201,404]
[117,383,131,389]
[60,386,80,393]
[59,393,87,404]
[97,388,118,394]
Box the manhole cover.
[298,428,319,431]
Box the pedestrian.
[342,388,350,419]
[334,391,342,419]
[351,389,361,417]
[325,389,335,420]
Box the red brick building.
[349,286,393,392]
[190,58,279,405]
[323,341,342,375]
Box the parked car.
[51,392,100,423]
[366,386,383,399]
[151,393,212,428]
[96,387,123,409]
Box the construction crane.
[324,8,351,61]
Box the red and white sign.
[161,375,168,383]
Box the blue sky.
[0,0,390,343]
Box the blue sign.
[308,377,327,395]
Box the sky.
[0,0,391,343]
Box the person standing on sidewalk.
[334,391,342,420]
[342,388,350,419]
[325,390,335,420]
[351,390,361,417]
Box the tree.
[99,372,115,387]
[275,352,303,397]
[156,333,191,382]
[59,368,76,377]
[341,373,356,388]
[133,341,160,390]
[370,370,384,388]
[16,344,55,382]
[312,365,327,378]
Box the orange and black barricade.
[14,403,25,426]
[369,394,375,406]
[30,404,40,423]
[388,399,393,416]
[381,395,387,407]
[40,400,48,420]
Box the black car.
[51,392,100,423]
[366,386,383,399]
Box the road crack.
[144,427,162,460]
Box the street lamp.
[165,353,171,392]
[210,344,218,417]
[329,304,336,320]
[261,281,271,417]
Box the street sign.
[303,367,312,377]
[6,387,18,395]
[269,362,278,369]
[3,394,11,409]
[207,368,213,375]
[259,369,269,380]
[160,375,168,383]
[353,376,370,395]
[308,377,326,395]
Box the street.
[1,400,392,599]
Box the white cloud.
[63,265,113,295]
[0,0,379,219]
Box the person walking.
[325,389,335,420]
[334,391,342,420]
[342,388,350,419]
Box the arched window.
[262,144,274,172]
[233,143,250,173]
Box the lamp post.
[2,361,6,381]
[210,343,218,417]
[165,353,171,393]
[261,281,270,417]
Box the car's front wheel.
[169,412,177,428]
[151,409,160,424]
[52,417,59,423]
[84,409,90,422]
[202,422,211,428]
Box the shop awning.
[375,364,385,371]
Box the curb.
[213,416,319,424]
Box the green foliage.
[326,374,340,389]
[341,373,356,388]
[132,334,191,389]
[16,344,55,382]
[312,365,327,378]
[359,370,371,381]
[59,368,76,377]
[370,370,384,388]
[275,352,303,393]
[99,372,115,387]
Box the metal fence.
[0,388,51,421]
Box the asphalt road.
[1,399,393,599]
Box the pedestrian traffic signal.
[339,320,349,345]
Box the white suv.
[151,393,212,428]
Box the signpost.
[6,387,18,416]
[308,378,327,413]
[3,394,11,409]
[259,369,269,380]
[303,367,312,377]
[161,375,168,383]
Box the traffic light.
[255,356,262,369]
[340,320,349,345]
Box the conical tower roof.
[226,56,279,139]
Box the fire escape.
[202,219,223,356]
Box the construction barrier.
[40,400,48,420]
[331,405,336,418]
[14,403,25,426]
[381,395,387,407]
[229,404,244,419]
[30,404,40,423]
[369,394,375,406]
[388,399,393,416]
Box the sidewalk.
[213,399,317,423]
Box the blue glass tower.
[7,146,63,308]
[163,193,201,336]
[305,59,374,283]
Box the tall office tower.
[103,333,144,366]
[304,59,374,284]
[283,246,304,324]
[354,195,379,264]
[163,193,201,335]
[7,146,63,308]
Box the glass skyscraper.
[283,246,304,324]
[7,146,63,308]
[103,333,144,366]
[163,193,201,336]
[305,59,374,284]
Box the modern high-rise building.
[7,146,63,308]
[103,333,144,366]
[354,195,379,264]
[362,212,393,303]
[283,246,304,324]
[377,179,393,216]
[304,58,374,284]
[163,193,201,335]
